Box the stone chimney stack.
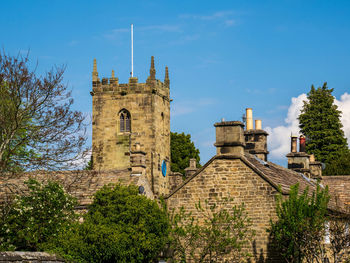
[287,136,322,179]
[309,154,322,179]
[286,135,310,177]
[214,121,245,156]
[184,158,198,178]
[243,108,269,161]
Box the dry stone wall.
[0,252,64,262]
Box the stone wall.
[167,157,281,262]
[323,175,350,207]
[0,252,64,262]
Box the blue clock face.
[161,160,167,177]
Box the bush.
[169,198,255,263]
[47,184,170,263]
[268,183,330,263]
[0,179,77,251]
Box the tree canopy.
[47,184,170,263]
[298,83,349,165]
[0,52,87,174]
[170,132,201,175]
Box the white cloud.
[265,93,307,160]
[335,92,350,145]
[266,92,350,162]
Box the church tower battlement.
[91,56,171,196]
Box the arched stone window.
[119,109,131,132]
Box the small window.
[119,109,131,132]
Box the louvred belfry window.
[119,109,131,132]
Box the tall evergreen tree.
[170,132,201,175]
[298,82,348,165]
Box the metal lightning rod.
[131,24,133,77]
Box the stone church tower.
[91,56,171,196]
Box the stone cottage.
[166,118,341,262]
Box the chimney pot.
[255,119,262,130]
[299,135,306,152]
[246,108,253,130]
[291,135,298,153]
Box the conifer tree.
[298,82,348,165]
[170,132,201,175]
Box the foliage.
[328,213,350,263]
[46,184,170,263]
[298,82,348,166]
[0,179,78,251]
[0,52,87,174]
[268,183,330,263]
[171,132,201,175]
[323,151,350,175]
[169,198,255,263]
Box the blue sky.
[2,0,350,166]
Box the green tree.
[171,132,201,175]
[169,198,255,263]
[298,82,349,165]
[47,184,170,263]
[0,52,87,174]
[323,151,350,176]
[268,183,330,263]
[0,179,78,251]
